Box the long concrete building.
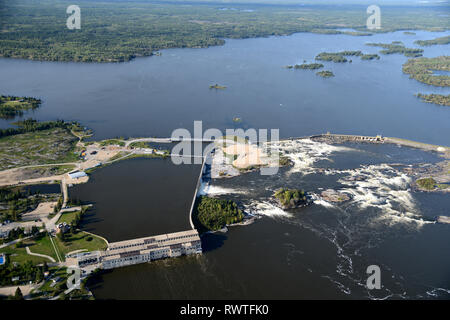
[69,229,202,270]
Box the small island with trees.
[366,41,423,57]
[286,51,379,79]
[415,177,449,191]
[414,35,450,47]
[274,188,312,210]
[416,93,449,107]
[316,70,335,78]
[0,95,42,119]
[195,196,244,231]
[286,63,324,70]
[315,51,380,63]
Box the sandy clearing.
[223,143,269,169]
[21,202,57,222]
[0,283,37,298]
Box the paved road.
[124,137,172,147]
[44,206,85,232]
[124,137,216,147]
[0,162,79,173]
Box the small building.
[68,171,87,180]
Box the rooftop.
[107,229,200,251]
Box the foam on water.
[310,193,337,209]
[244,200,293,218]
[333,164,431,228]
[198,181,245,196]
[313,198,337,209]
[204,140,448,297]
[273,139,354,175]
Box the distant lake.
[0,30,449,145]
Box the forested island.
[416,177,449,191]
[315,51,380,63]
[0,0,448,63]
[274,188,311,210]
[402,56,449,106]
[366,41,423,57]
[195,196,244,231]
[402,56,450,87]
[416,93,450,107]
[316,71,335,78]
[0,96,41,119]
[288,50,379,78]
[286,63,324,70]
[415,35,450,47]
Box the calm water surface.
[71,158,200,242]
[0,30,449,144]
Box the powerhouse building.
[71,229,202,270]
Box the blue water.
[0,30,448,145]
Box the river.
[1,30,449,299]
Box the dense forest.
[0,260,46,287]
[274,188,310,209]
[0,0,448,63]
[196,196,244,231]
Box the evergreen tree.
[14,287,24,300]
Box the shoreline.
[282,133,449,159]
[1,130,449,299]
[1,27,448,65]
